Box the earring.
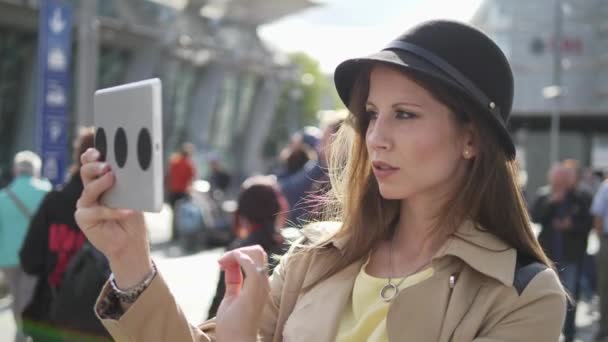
[463,150,471,158]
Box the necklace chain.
[381,231,432,302]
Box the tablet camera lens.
[95,127,107,162]
[137,128,152,171]
[114,127,128,168]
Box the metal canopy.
[150,0,319,26]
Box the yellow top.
[335,259,434,342]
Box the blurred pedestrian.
[167,142,197,241]
[284,148,311,175]
[300,125,322,150]
[592,175,608,342]
[0,151,51,341]
[168,142,197,206]
[563,159,593,197]
[207,153,231,196]
[276,126,320,178]
[580,168,604,196]
[20,127,110,341]
[174,191,205,253]
[278,110,346,225]
[207,175,287,318]
[76,20,565,341]
[531,164,592,342]
[562,159,597,303]
[277,144,312,178]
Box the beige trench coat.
[96,221,566,341]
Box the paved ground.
[576,299,601,342]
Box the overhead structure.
[0,0,321,186]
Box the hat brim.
[334,50,516,159]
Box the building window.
[98,46,130,89]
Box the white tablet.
[93,78,163,212]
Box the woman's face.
[365,64,474,201]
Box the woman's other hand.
[75,148,153,290]
[216,245,271,342]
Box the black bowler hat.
[334,20,516,160]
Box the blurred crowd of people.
[530,159,607,342]
[0,127,109,341]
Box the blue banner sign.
[37,0,73,186]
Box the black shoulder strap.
[513,253,547,295]
[5,187,32,219]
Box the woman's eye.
[365,110,378,120]
[395,110,416,119]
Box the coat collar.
[436,220,516,286]
[300,219,516,287]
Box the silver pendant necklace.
[380,234,431,302]
[379,279,400,302]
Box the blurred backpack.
[48,242,111,340]
[175,196,204,235]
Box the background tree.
[263,52,344,166]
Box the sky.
[259,0,484,73]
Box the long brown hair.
[300,62,552,290]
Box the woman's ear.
[461,123,478,160]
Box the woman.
[206,175,287,319]
[76,20,566,341]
